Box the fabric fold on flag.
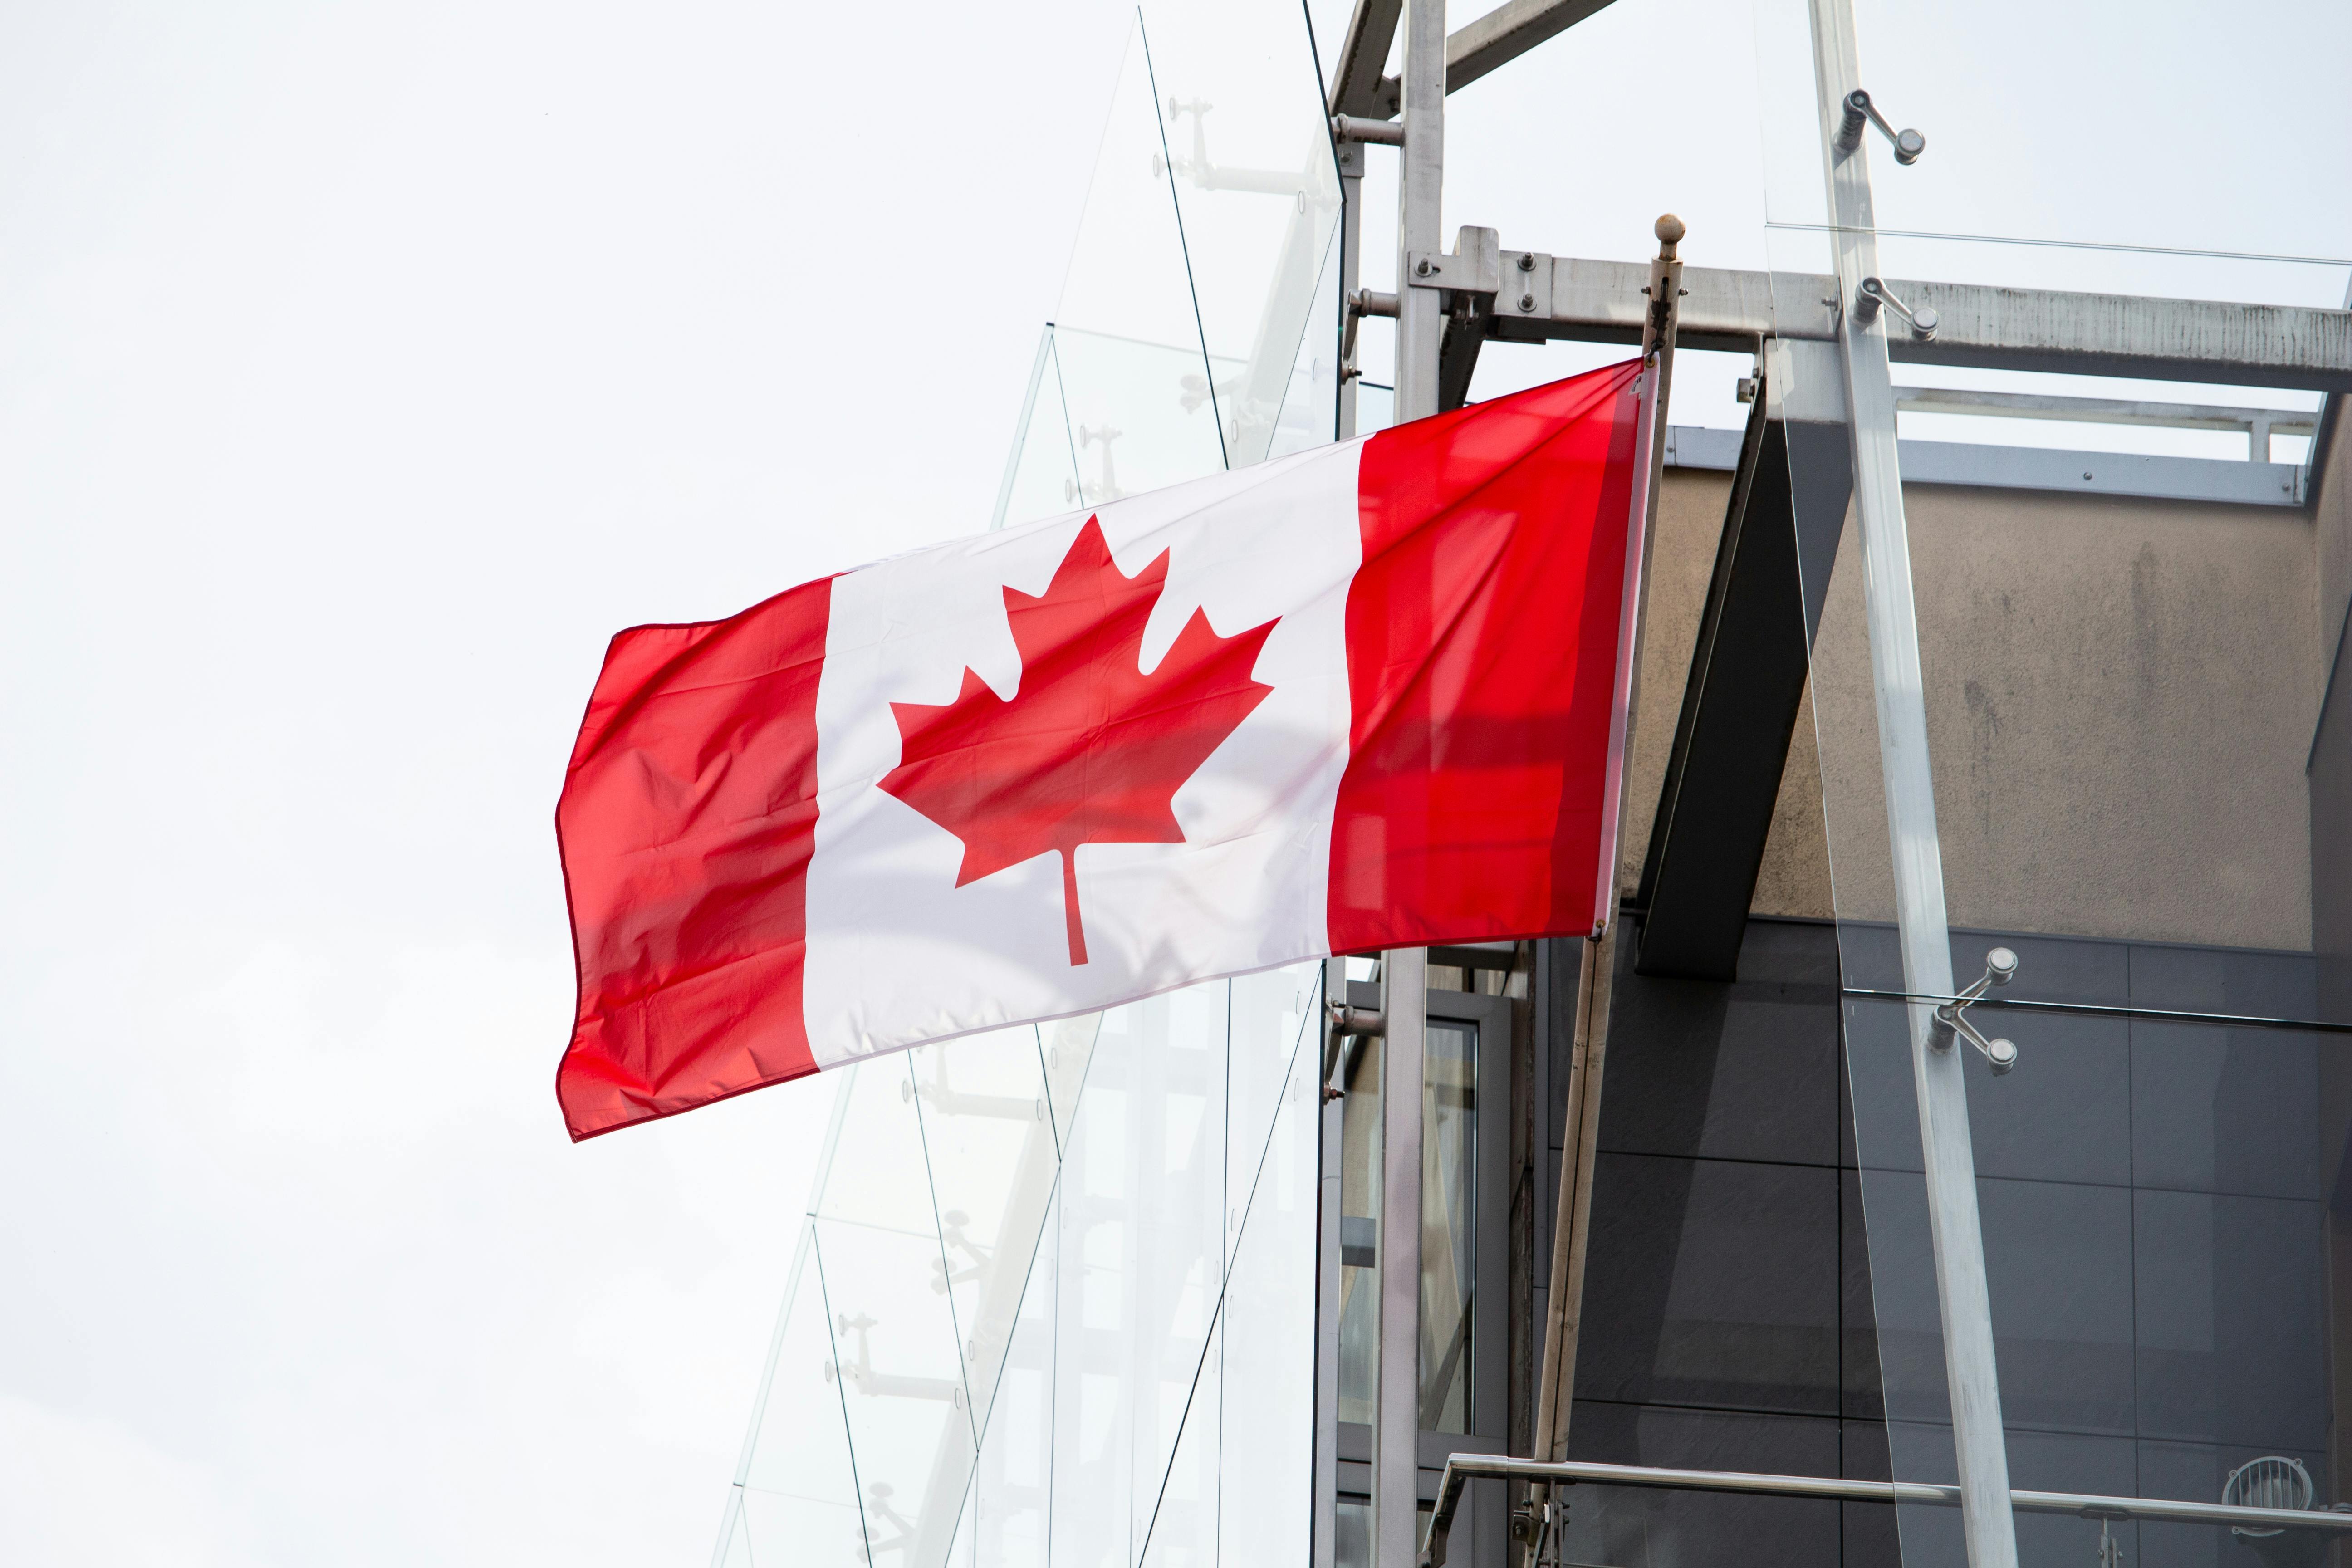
[556,360,1646,1140]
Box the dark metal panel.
[1599,921,1842,1169]
[1560,1402,1845,1568]
[1634,387,1840,980]
[1572,1152,1842,1416]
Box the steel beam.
[1377,6,1446,1554]
[1633,386,1821,980]
[1486,255,2352,391]
[1443,0,1621,92]
[1330,0,1407,119]
[1807,6,2017,1568]
[1333,0,1625,116]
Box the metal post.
[1376,950,1429,1568]
[1803,5,2018,1568]
[1393,0,1446,422]
[1378,5,1444,1565]
[1313,957,1348,1568]
[1338,135,1365,442]
[1521,216,1682,1568]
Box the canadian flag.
[556,361,1651,1139]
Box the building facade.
[714,2,2352,1565]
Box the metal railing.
[1891,386,2318,462]
[1421,1455,2352,1567]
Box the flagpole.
[1517,216,1684,1568]
[1376,1,1445,1565]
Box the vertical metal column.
[1392,0,1446,420]
[1337,135,1364,443]
[1376,946,1428,1568]
[1803,5,2018,1568]
[1378,4,1445,1565]
[1313,961,1347,1568]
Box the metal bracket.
[1833,88,1925,163]
[1931,946,2022,1074]
[1854,276,1940,340]
[1343,288,1397,374]
[1332,113,1405,146]
[1499,249,1552,319]
[1406,225,1502,296]
[2094,1514,2127,1568]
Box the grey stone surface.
[1575,1152,1840,1416]
[2130,1020,2324,1199]
[2133,1189,2327,1450]
[1564,1401,1844,1568]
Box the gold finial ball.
[1655,213,1686,247]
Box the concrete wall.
[2319,406,2352,681]
[1616,467,1840,923]
[1633,461,2324,951]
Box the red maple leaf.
[879,517,1279,966]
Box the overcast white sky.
[2,2,2346,1565]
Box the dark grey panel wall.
[1557,914,2340,1568]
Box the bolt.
[2083,470,2094,481]
[1519,293,1535,311]
[1416,258,1433,276]
[1518,252,1536,272]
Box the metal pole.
[1378,4,1444,1565]
[1313,960,1348,1568]
[1376,946,1429,1568]
[1425,1455,2352,1565]
[1523,217,1682,1568]
[1393,0,1446,421]
[1803,5,2018,1568]
[1338,136,1365,442]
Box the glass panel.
[1420,1019,1477,1433]
[1754,5,2352,1564]
[943,1482,978,1568]
[1218,1014,1320,1565]
[1333,1499,1372,1568]
[1143,0,1343,470]
[1051,24,1225,499]
[1137,1312,1222,1568]
[1299,0,1355,97]
[1225,962,1319,1268]
[1041,1011,1104,1155]
[1052,1029,1136,1566]
[970,1180,1059,1568]
[909,1027,1062,1437]
[1120,983,1230,1560]
[1264,225,1343,462]
[815,1206,980,1568]
[1334,1008,1483,1436]
[715,1493,754,1568]
[738,1225,867,1567]
[992,328,1082,532]
[809,1059,976,1568]
[1751,0,2352,265]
